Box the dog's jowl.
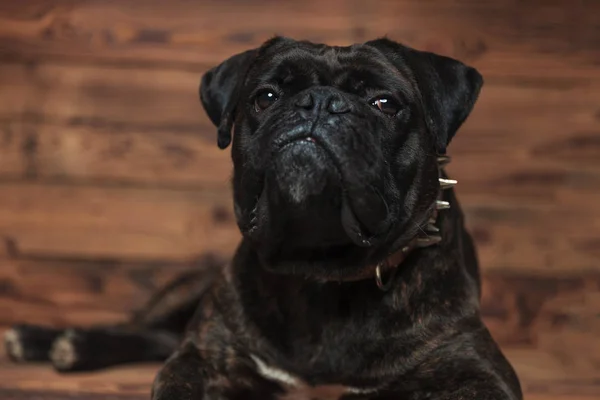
[5,37,522,400]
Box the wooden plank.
[482,272,600,393]
[0,63,205,129]
[0,256,217,328]
[0,122,231,187]
[457,84,600,157]
[350,0,600,71]
[0,389,146,400]
[505,348,600,398]
[0,0,353,68]
[481,272,600,344]
[0,361,156,395]
[464,207,599,274]
[0,182,240,260]
[0,0,597,77]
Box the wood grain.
[0,0,597,73]
[0,182,240,260]
[0,0,598,397]
[0,0,353,68]
[0,256,212,327]
[350,0,600,70]
[0,122,231,187]
[0,62,204,129]
[0,361,156,395]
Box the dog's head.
[200,37,482,278]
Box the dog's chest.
[250,354,380,399]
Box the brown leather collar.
[337,211,440,289]
[340,154,455,291]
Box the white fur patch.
[251,354,301,386]
[4,329,24,360]
[250,354,379,395]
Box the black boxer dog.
[5,37,522,400]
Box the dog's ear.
[200,49,257,149]
[366,38,483,153]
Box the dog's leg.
[4,324,63,362]
[49,268,220,372]
[3,323,172,373]
[48,325,179,372]
[371,329,522,400]
[4,262,222,371]
[4,323,180,372]
[152,343,283,400]
[130,267,220,332]
[151,346,207,400]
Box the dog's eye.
[254,90,279,112]
[371,97,400,116]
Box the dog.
[5,37,522,400]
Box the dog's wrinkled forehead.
[247,39,416,100]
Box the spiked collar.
[343,155,455,291]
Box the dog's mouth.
[241,135,392,249]
[277,135,318,150]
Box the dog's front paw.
[4,324,62,362]
[49,329,92,371]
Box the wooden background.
[0,0,599,398]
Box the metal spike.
[437,155,451,166]
[439,178,457,190]
[426,224,440,233]
[428,217,437,225]
[436,200,450,210]
[417,235,442,247]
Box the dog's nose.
[294,88,351,115]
